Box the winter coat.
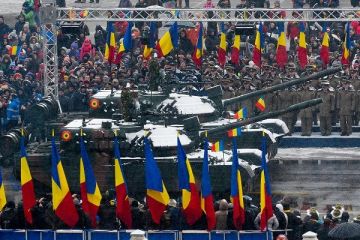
[299,90,316,118]
[205,35,219,53]
[337,90,356,115]
[318,91,335,117]
[179,36,194,54]
[254,213,279,230]
[6,98,20,121]
[68,41,80,60]
[80,38,94,61]
[303,220,321,234]
[215,200,229,230]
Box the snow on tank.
[157,93,216,115]
[126,124,191,148]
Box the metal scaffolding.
[57,7,360,22]
[38,6,360,100]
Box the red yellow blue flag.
[253,23,264,67]
[341,22,350,66]
[201,137,216,231]
[51,131,79,227]
[211,139,225,152]
[231,138,245,230]
[104,21,116,64]
[255,96,266,112]
[276,22,287,69]
[114,134,132,228]
[231,34,241,65]
[145,136,170,224]
[20,130,36,225]
[228,128,242,138]
[177,137,202,225]
[80,132,102,227]
[234,107,248,120]
[193,23,204,68]
[156,22,178,57]
[260,133,273,231]
[218,22,227,67]
[144,22,158,59]
[320,23,330,66]
[115,22,134,64]
[298,22,307,69]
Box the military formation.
[216,62,358,136]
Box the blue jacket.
[7,98,20,121]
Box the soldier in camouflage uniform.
[337,78,356,136]
[318,81,336,136]
[299,85,317,136]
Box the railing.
[0,229,273,240]
[56,7,360,22]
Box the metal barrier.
[0,229,272,240]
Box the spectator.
[215,199,229,230]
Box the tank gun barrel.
[222,67,341,108]
[202,98,323,137]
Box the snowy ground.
[275,147,360,161]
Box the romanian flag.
[144,22,157,59]
[201,137,216,231]
[193,23,204,68]
[260,134,273,231]
[9,45,20,56]
[20,130,36,225]
[80,133,102,227]
[104,21,116,64]
[228,127,242,138]
[218,22,227,67]
[234,107,248,120]
[253,23,264,67]
[341,22,351,66]
[114,134,132,229]
[145,137,170,224]
[51,131,79,227]
[320,23,330,66]
[256,97,266,112]
[230,138,245,230]
[276,22,287,69]
[298,22,307,69]
[211,139,224,152]
[231,34,241,65]
[115,22,133,64]
[156,22,178,57]
[0,167,6,212]
[177,137,202,225]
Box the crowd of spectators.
[1,0,360,136]
[0,192,355,240]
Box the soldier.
[278,81,297,135]
[237,76,256,117]
[299,85,316,136]
[337,78,356,136]
[318,81,335,136]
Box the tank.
[0,67,340,197]
[12,98,322,197]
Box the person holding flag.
[80,129,102,227]
[201,134,216,231]
[51,130,79,228]
[114,130,132,229]
[20,128,36,226]
[144,135,170,225]
[177,136,202,226]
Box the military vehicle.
[0,68,340,197]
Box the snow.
[91,90,122,98]
[127,124,192,147]
[283,132,360,138]
[64,119,137,129]
[157,93,216,115]
[258,119,289,134]
[275,147,360,161]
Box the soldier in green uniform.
[337,78,356,136]
[318,81,336,136]
[299,85,316,136]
